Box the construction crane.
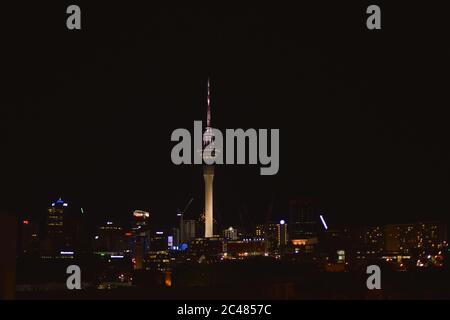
[177,197,194,244]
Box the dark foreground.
[15,259,450,300]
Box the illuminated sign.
[133,210,150,218]
[291,239,307,246]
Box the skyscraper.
[182,219,197,242]
[47,198,67,236]
[278,220,288,248]
[93,221,128,255]
[131,210,151,270]
[42,198,71,256]
[19,219,39,256]
[289,198,319,240]
[203,78,215,238]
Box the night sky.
[2,2,450,230]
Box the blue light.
[180,243,188,251]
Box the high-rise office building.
[148,231,172,271]
[289,198,319,240]
[19,219,39,256]
[93,221,128,255]
[131,210,151,270]
[278,220,288,248]
[182,219,197,242]
[47,198,66,235]
[171,227,180,247]
[264,223,279,253]
[223,227,239,240]
[259,221,288,254]
[42,198,71,256]
[132,210,150,231]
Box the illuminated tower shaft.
[203,78,214,238]
[204,165,214,237]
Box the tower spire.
[206,78,211,128]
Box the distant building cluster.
[17,197,448,289]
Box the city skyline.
[2,1,450,301]
[16,195,450,241]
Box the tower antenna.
[206,77,211,128]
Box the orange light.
[164,271,172,287]
[125,232,133,236]
[23,220,29,225]
[291,239,307,246]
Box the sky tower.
[203,78,214,238]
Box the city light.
[320,215,328,230]
[280,220,285,225]
[292,239,307,246]
[111,255,124,259]
[23,220,29,225]
[164,271,172,287]
[133,210,150,218]
[60,251,74,255]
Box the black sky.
[2,1,450,230]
